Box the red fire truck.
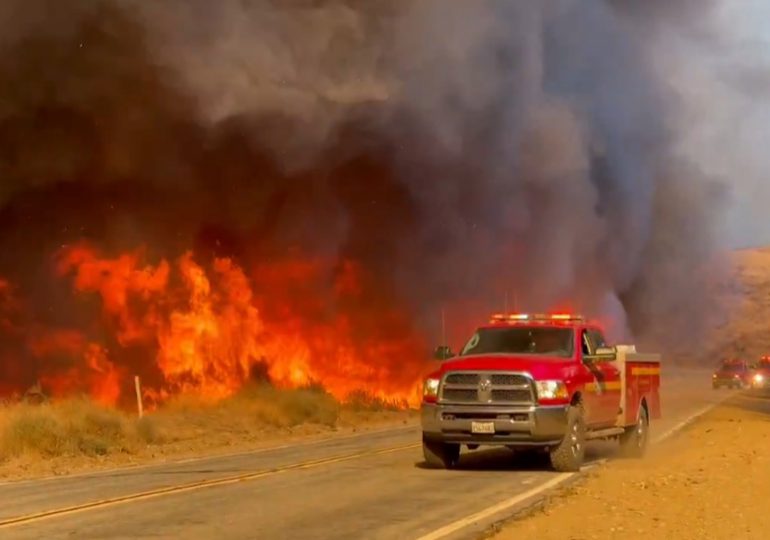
[749,357,770,389]
[421,313,661,472]
[712,359,751,390]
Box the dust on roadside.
[490,394,770,540]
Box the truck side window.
[590,330,607,350]
[581,330,592,358]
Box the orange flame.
[36,243,428,407]
[30,330,122,406]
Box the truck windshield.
[720,363,744,371]
[460,327,574,357]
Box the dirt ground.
[491,393,770,540]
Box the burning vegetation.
[0,1,728,408]
[0,243,426,408]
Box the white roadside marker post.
[134,375,144,418]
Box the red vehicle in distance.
[421,313,661,472]
[749,357,770,389]
[712,359,751,390]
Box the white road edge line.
[414,397,730,540]
[414,473,575,540]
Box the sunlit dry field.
[0,386,414,479]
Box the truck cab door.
[581,329,622,427]
[587,328,622,426]
[579,330,603,426]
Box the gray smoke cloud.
[0,0,746,389]
[666,2,770,249]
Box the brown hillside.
[707,247,770,364]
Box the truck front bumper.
[421,403,569,447]
[713,377,744,388]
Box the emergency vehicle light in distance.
[490,313,528,322]
[489,313,584,323]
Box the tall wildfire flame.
[0,244,429,408]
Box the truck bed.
[614,345,661,427]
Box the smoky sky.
[0,0,731,365]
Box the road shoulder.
[487,393,770,540]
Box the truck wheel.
[619,404,649,458]
[549,403,586,473]
[422,436,460,469]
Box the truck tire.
[619,404,649,458]
[549,403,586,473]
[422,436,460,469]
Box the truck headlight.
[535,380,569,401]
[755,373,764,383]
[423,378,440,399]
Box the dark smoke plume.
[0,0,728,393]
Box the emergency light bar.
[489,313,584,323]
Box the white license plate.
[471,421,495,434]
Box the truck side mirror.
[585,346,617,363]
[433,345,455,361]
[594,346,617,357]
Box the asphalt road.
[0,369,726,540]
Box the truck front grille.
[490,374,528,386]
[445,373,480,385]
[440,371,535,405]
[442,389,479,402]
[490,389,531,402]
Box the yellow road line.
[0,442,420,529]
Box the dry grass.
[0,384,415,479]
[0,399,157,460]
[148,384,343,447]
[343,390,404,412]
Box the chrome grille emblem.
[478,375,492,402]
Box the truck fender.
[629,396,652,426]
[637,397,649,421]
[639,390,661,420]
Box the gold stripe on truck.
[630,367,661,376]
[585,381,622,393]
